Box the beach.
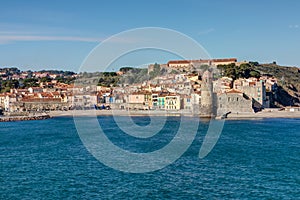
[226,111,300,119]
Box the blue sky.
[0,0,299,71]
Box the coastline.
[48,110,300,119]
[1,110,299,122]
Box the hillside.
[216,62,300,107]
[253,63,300,107]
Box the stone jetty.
[0,114,51,122]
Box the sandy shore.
[226,111,300,119]
[49,110,300,119]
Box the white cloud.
[0,34,140,44]
[0,35,103,44]
[0,23,141,44]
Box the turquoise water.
[1,117,299,199]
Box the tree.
[40,77,51,83]
[225,67,237,80]
[23,78,39,87]
[153,63,160,71]
[160,68,167,75]
[119,67,133,73]
[149,63,161,79]
[249,61,259,66]
[238,63,252,78]
[170,69,180,74]
[217,65,225,76]
[249,71,261,78]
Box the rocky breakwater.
[0,114,51,122]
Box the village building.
[151,93,159,109]
[72,93,98,109]
[127,92,151,110]
[213,77,232,94]
[0,93,6,109]
[182,95,192,110]
[28,87,43,94]
[166,58,237,72]
[4,94,18,112]
[21,99,67,112]
[157,95,166,109]
[217,89,253,115]
[233,78,269,108]
[190,92,201,113]
[165,94,180,110]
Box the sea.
[0,116,299,199]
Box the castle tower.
[200,70,213,117]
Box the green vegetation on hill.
[149,63,161,79]
[76,72,119,87]
[38,70,75,76]
[254,63,300,89]
[119,68,149,84]
[119,67,134,73]
[54,76,76,85]
[0,80,19,93]
[22,78,39,88]
[77,68,151,87]
[217,63,261,80]
[97,72,119,87]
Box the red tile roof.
[226,89,243,94]
[167,58,237,65]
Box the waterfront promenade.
[1,109,299,122]
[49,109,300,119]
